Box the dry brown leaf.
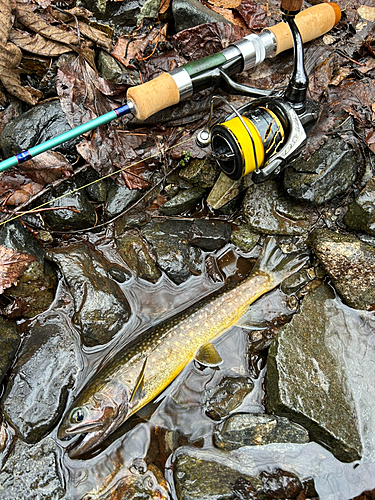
[207,5,247,28]
[9,27,72,56]
[159,0,171,14]
[0,245,35,294]
[207,0,241,8]
[6,182,44,205]
[15,1,81,46]
[0,0,41,105]
[357,5,375,22]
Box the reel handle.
[269,3,341,55]
[280,0,303,15]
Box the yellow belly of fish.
[127,272,271,417]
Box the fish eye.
[70,408,86,424]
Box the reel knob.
[196,129,211,148]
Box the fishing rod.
[0,1,341,175]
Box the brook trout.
[58,238,308,457]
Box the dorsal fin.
[130,358,147,403]
[195,343,223,367]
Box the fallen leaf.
[357,5,375,22]
[0,0,41,105]
[207,0,241,8]
[207,5,248,28]
[9,27,72,56]
[159,0,171,14]
[172,22,247,61]
[0,245,35,294]
[5,182,44,205]
[235,0,267,30]
[15,1,81,47]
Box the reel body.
[197,1,319,185]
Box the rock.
[188,219,232,252]
[159,187,206,215]
[2,310,81,443]
[214,413,309,451]
[258,469,303,499]
[105,183,144,219]
[0,437,65,499]
[308,228,375,310]
[142,219,203,284]
[78,0,153,32]
[116,230,162,283]
[231,224,260,252]
[41,178,97,230]
[97,51,142,86]
[172,0,230,32]
[0,317,20,385]
[266,284,373,462]
[84,167,109,203]
[281,267,314,295]
[0,221,57,318]
[179,158,221,188]
[283,136,357,204]
[205,376,253,422]
[47,244,131,346]
[172,448,262,500]
[115,208,152,234]
[344,177,375,235]
[0,100,78,158]
[242,180,318,235]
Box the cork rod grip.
[268,3,341,55]
[127,72,180,121]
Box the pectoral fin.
[195,343,223,368]
[130,358,147,403]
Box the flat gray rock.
[267,283,375,462]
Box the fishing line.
[0,133,196,229]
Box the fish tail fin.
[253,237,310,287]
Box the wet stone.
[0,220,57,318]
[344,177,375,236]
[283,136,357,204]
[231,224,260,253]
[172,0,230,31]
[0,100,78,158]
[267,284,364,462]
[79,0,147,29]
[214,413,309,451]
[41,178,97,230]
[2,310,81,443]
[115,208,152,234]
[179,158,221,189]
[308,228,375,310]
[105,183,144,219]
[159,187,206,216]
[0,317,20,385]
[205,376,254,422]
[83,167,109,203]
[97,51,141,86]
[242,180,318,235]
[259,469,303,499]
[116,230,162,283]
[188,219,232,252]
[142,219,203,284]
[47,244,131,346]
[0,437,65,499]
[173,448,262,500]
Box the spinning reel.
[197,0,320,184]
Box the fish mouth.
[64,421,104,435]
[67,430,105,459]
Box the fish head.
[58,380,129,458]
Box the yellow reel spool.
[211,106,286,180]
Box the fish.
[58,238,308,458]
